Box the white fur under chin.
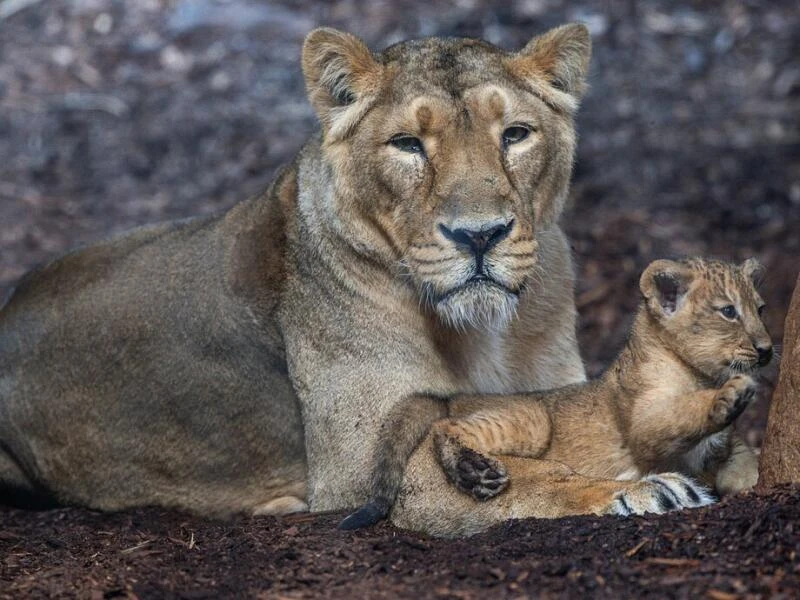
[435,285,519,331]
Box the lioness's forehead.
[380,37,515,98]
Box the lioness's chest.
[442,330,546,395]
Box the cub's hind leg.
[608,473,715,516]
[432,402,552,501]
[392,438,715,538]
[714,432,759,495]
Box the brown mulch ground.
[2,486,799,599]
[1,0,799,597]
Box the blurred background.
[0,0,798,444]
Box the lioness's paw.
[711,374,757,429]
[609,473,715,517]
[435,433,508,501]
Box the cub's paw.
[711,374,758,429]
[715,443,760,496]
[434,433,509,501]
[609,473,715,517]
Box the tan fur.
[0,25,606,528]
[252,496,309,516]
[388,259,771,536]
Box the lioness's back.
[0,192,306,514]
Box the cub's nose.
[438,219,514,255]
[756,344,773,366]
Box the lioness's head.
[640,258,773,379]
[301,24,591,329]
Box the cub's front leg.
[690,376,760,495]
[714,432,759,495]
[629,374,758,467]
[432,402,552,500]
[708,375,759,431]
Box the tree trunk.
[758,274,800,488]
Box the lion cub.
[343,258,771,528]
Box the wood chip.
[120,540,153,554]
[644,557,701,567]
[625,538,650,557]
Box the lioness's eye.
[389,135,424,154]
[502,125,532,148]
[719,305,738,320]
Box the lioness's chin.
[434,282,520,330]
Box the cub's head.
[640,258,773,379]
[301,25,591,329]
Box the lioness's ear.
[508,23,592,102]
[741,258,764,280]
[302,28,383,140]
[640,260,695,317]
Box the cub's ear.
[302,28,383,140]
[507,23,592,103]
[640,260,695,317]
[741,258,764,280]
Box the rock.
[92,13,113,35]
[159,45,193,73]
[759,274,800,487]
[713,28,734,53]
[166,0,312,37]
[683,43,707,74]
[773,68,800,98]
[51,46,75,67]
[644,9,708,35]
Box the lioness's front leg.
[629,374,758,466]
[432,402,552,500]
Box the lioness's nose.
[438,219,514,255]
[756,344,773,366]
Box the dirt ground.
[2,485,799,599]
[0,0,799,597]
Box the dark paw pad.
[452,447,509,501]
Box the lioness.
[0,24,706,534]
[350,258,770,537]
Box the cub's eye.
[502,125,532,148]
[389,134,424,154]
[719,305,738,320]
[758,304,766,317]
